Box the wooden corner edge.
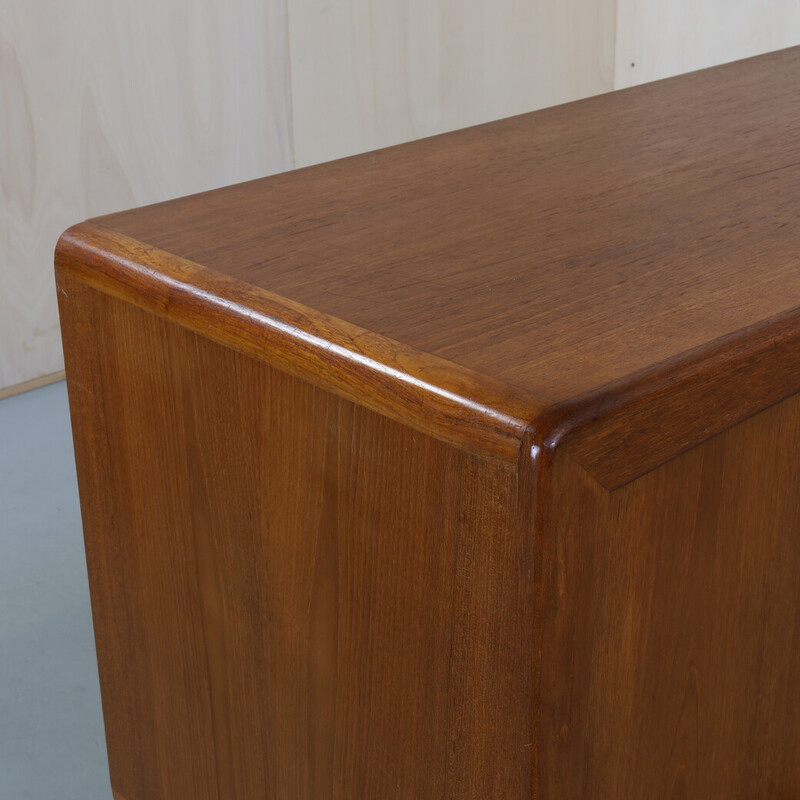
[529,305,800,489]
[56,220,546,464]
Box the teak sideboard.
[57,47,800,799]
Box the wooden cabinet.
[57,46,800,799]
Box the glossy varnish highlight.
[57,46,800,799]
[96,47,800,405]
[59,277,531,799]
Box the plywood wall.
[0,0,293,391]
[2,0,799,392]
[288,0,616,166]
[614,0,800,88]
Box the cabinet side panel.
[58,276,533,800]
[537,394,800,797]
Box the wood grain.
[543,304,800,488]
[0,0,292,391]
[537,395,800,797]
[57,47,800,799]
[89,46,800,483]
[9,0,795,393]
[58,273,533,799]
[56,223,541,462]
[3,0,617,393]
[98,47,800,407]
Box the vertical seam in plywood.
[612,0,620,89]
[283,0,297,169]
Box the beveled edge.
[533,304,800,489]
[56,220,800,480]
[56,221,545,464]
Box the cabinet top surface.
[95,47,800,407]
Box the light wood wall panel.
[8,0,799,392]
[287,0,617,167]
[0,0,292,391]
[615,0,800,89]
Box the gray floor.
[0,381,111,799]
